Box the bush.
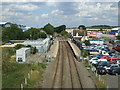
[31,47,37,54]
[14,44,26,50]
[84,40,90,46]
[81,49,89,58]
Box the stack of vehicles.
[82,39,120,75]
[89,54,120,75]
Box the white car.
[89,58,98,63]
[98,59,107,62]
[91,60,99,65]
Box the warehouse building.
[16,48,30,63]
[23,38,50,53]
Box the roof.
[73,30,87,36]
[111,27,120,30]
[0,22,7,25]
[17,48,30,52]
[23,38,50,45]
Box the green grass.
[2,63,30,88]
[96,80,107,89]
[11,41,24,43]
[2,47,46,88]
[2,63,46,88]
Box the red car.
[108,58,119,63]
[112,45,120,52]
[100,56,110,61]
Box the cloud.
[7,3,40,11]
[74,2,118,19]
[1,2,40,22]
[51,9,64,15]
[41,13,48,18]
[1,2,118,27]
[2,0,120,2]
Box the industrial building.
[23,38,50,53]
[16,48,30,63]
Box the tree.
[28,28,41,40]
[24,30,30,39]
[43,23,54,35]
[60,30,68,36]
[60,30,72,38]
[78,25,86,30]
[55,25,66,33]
[99,28,103,31]
[39,32,47,38]
[2,24,24,41]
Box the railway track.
[64,41,83,88]
[51,41,83,89]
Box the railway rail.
[51,41,83,89]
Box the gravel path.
[26,53,45,63]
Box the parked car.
[93,54,105,59]
[109,50,116,56]
[92,60,99,66]
[116,59,120,64]
[96,67,107,75]
[108,58,119,63]
[96,61,111,68]
[112,45,120,52]
[89,58,98,63]
[108,67,120,75]
[5,41,14,45]
[104,64,120,72]
[100,56,110,61]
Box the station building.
[16,48,30,63]
[23,38,50,53]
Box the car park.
[81,38,120,76]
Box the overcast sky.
[1,1,119,28]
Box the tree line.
[2,23,68,42]
[2,22,87,42]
